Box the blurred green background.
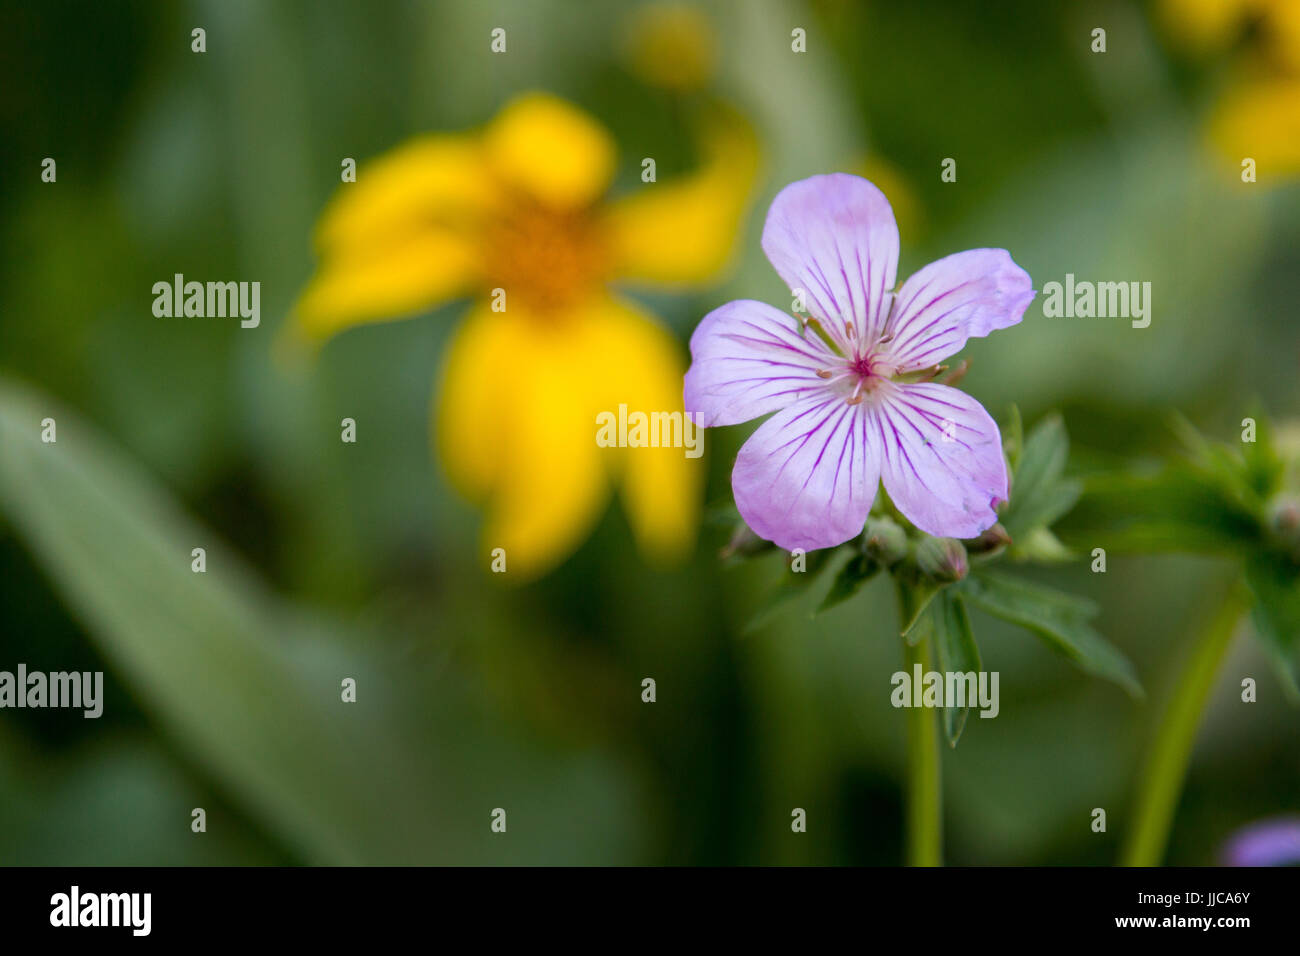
[1,0,1297,865]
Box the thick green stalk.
[898,581,943,866]
[1121,580,1249,866]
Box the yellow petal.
[292,229,482,341]
[1264,0,1300,72]
[314,134,499,253]
[436,294,701,578]
[585,296,702,563]
[436,300,513,499]
[291,133,500,343]
[482,92,616,210]
[1209,75,1300,175]
[604,106,759,287]
[436,299,610,580]
[1157,0,1257,53]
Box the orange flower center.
[482,196,608,313]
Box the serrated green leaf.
[744,547,837,633]
[1060,466,1260,555]
[816,552,881,615]
[1169,410,1214,462]
[1001,414,1071,540]
[898,579,944,644]
[960,571,1142,696]
[1031,477,1083,531]
[1240,407,1284,503]
[1003,404,1023,475]
[1244,555,1300,700]
[931,592,982,747]
[1172,410,1280,512]
[965,568,1097,617]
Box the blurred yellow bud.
[624,2,715,92]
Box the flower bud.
[862,515,909,566]
[720,522,773,560]
[915,536,968,583]
[967,522,1012,556]
[1266,495,1300,562]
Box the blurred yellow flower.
[1160,0,1300,69]
[1209,74,1300,173]
[292,92,758,579]
[1160,0,1300,175]
[624,2,716,92]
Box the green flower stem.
[1121,578,1249,866]
[899,583,943,866]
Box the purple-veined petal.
[874,382,1007,539]
[731,394,880,551]
[884,249,1034,372]
[761,173,899,351]
[684,298,837,427]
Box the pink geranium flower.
[685,173,1034,551]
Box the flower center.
[819,348,898,405]
[482,196,608,314]
[849,353,881,379]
